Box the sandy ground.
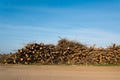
[0,65,120,80]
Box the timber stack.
[1,39,120,65]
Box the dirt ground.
[0,65,120,80]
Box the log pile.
[1,39,120,65]
[0,54,10,64]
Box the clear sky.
[0,0,120,53]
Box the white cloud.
[0,24,120,53]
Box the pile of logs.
[0,54,10,64]
[1,39,120,65]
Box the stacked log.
[1,39,120,65]
[0,54,10,64]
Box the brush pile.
[1,39,120,65]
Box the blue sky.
[0,0,120,53]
